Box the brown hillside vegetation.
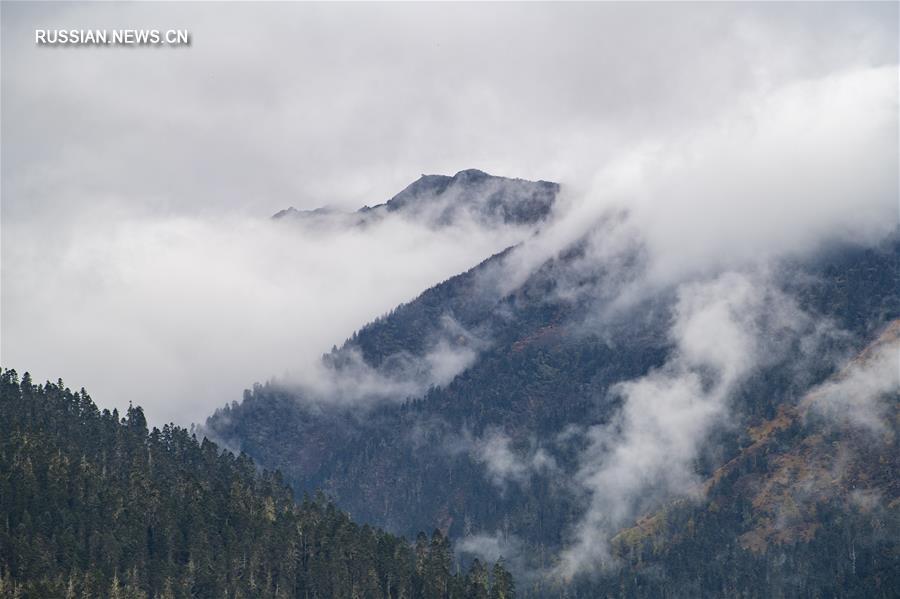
[614,320,899,555]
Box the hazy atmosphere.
[2,2,897,423]
[2,2,899,596]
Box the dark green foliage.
[464,560,488,599]
[488,561,514,599]
[561,523,899,599]
[208,239,899,528]
[0,370,513,598]
[206,234,900,597]
[572,483,900,599]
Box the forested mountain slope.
[592,320,900,598]
[206,219,899,597]
[0,370,515,599]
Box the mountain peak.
[274,170,560,228]
[382,169,559,227]
[451,168,490,179]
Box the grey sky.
[1,2,897,425]
[4,2,896,218]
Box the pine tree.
[423,530,452,599]
[464,559,489,599]
[489,560,515,599]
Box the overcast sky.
[2,2,897,425]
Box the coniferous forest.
[0,369,515,599]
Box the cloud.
[469,430,559,490]
[1,2,896,432]
[493,63,898,303]
[1,210,521,425]
[627,65,899,286]
[457,533,531,582]
[807,326,900,435]
[3,3,896,220]
[555,271,822,578]
[298,314,485,408]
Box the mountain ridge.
[272,169,560,229]
[206,170,900,596]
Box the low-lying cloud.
[470,430,559,490]
[457,532,531,583]
[1,211,523,425]
[807,325,900,436]
[555,272,825,578]
[299,314,485,408]
[496,64,898,301]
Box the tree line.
[0,369,515,599]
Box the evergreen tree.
[464,559,489,599]
[489,560,515,599]
[0,368,508,598]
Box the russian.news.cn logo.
[36,29,191,46]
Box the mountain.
[205,171,900,596]
[0,369,516,599]
[272,169,560,229]
[597,320,899,598]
